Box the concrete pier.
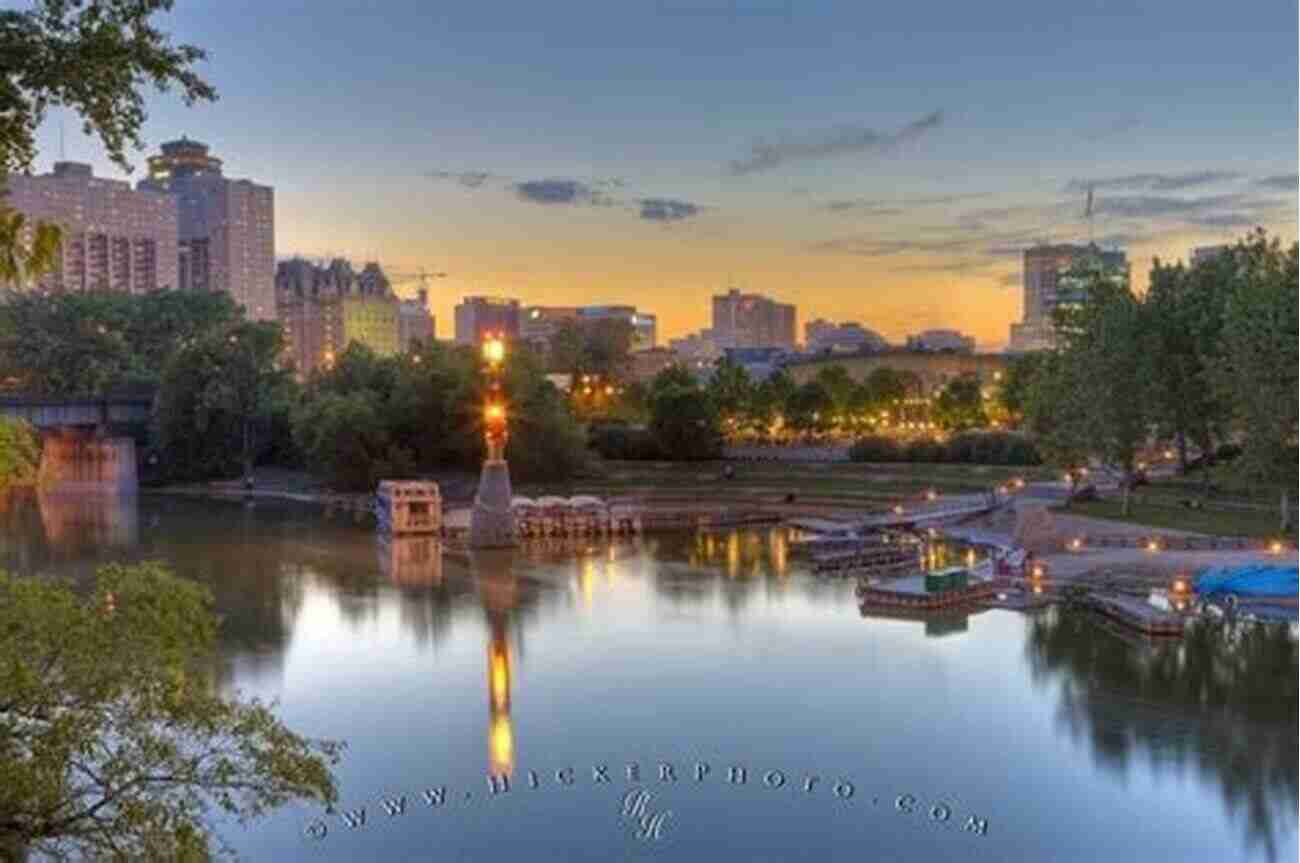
[469,459,518,548]
[37,433,137,494]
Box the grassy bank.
[1055,498,1297,541]
[517,460,1058,506]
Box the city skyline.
[22,0,1298,347]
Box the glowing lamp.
[893,505,904,516]
[925,489,938,501]
[1164,449,1175,459]
[484,403,507,423]
[1269,540,1283,554]
[482,336,506,365]
[1069,538,1083,551]
[1146,539,1160,553]
[1032,584,1044,596]
[1031,564,1045,579]
[1171,578,1189,594]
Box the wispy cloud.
[638,197,702,222]
[818,192,990,214]
[1063,171,1242,193]
[1255,173,1298,191]
[426,169,495,188]
[727,110,943,176]
[1079,112,1140,142]
[512,178,620,206]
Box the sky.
[27,0,1299,348]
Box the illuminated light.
[1146,539,1160,553]
[1164,449,1175,459]
[1032,584,1044,595]
[482,336,506,365]
[1078,467,1089,477]
[892,505,904,516]
[1137,461,1146,470]
[604,385,614,395]
[484,403,507,423]
[1012,478,1025,489]
[412,355,422,364]
[1069,537,1083,551]
[1269,540,1284,554]
[1171,578,1189,594]
[1031,564,1045,579]
[993,371,1003,381]
[1062,473,1072,483]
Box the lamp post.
[469,332,519,548]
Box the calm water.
[1,493,1296,862]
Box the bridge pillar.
[37,429,138,494]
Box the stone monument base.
[469,459,518,548]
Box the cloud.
[997,272,1021,288]
[727,110,943,176]
[512,178,619,207]
[1186,213,1259,228]
[1255,173,1298,191]
[1063,171,1242,193]
[1092,193,1249,219]
[426,170,494,188]
[818,192,990,215]
[638,197,702,222]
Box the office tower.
[4,161,178,294]
[275,258,400,374]
[138,138,275,320]
[711,288,796,349]
[1008,243,1128,351]
[454,296,521,345]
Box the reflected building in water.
[377,534,443,588]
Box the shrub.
[588,423,662,460]
[848,435,901,462]
[0,417,41,491]
[904,437,947,463]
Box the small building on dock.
[375,481,442,534]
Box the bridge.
[0,393,153,430]
[0,393,151,493]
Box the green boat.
[926,566,969,593]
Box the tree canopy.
[0,562,341,860]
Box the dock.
[856,575,997,610]
[1080,593,1186,638]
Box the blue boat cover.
[1194,564,1299,598]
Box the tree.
[997,353,1046,425]
[292,390,413,491]
[1145,253,1232,475]
[785,381,832,438]
[0,209,59,288]
[933,374,987,432]
[1025,352,1092,507]
[0,0,216,177]
[157,322,292,481]
[649,382,722,460]
[1213,231,1299,530]
[0,562,340,861]
[707,358,752,437]
[814,364,856,427]
[0,416,39,492]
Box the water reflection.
[1027,608,1299,861]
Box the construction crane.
[386,268,449,298]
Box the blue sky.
[29,0,1299,345]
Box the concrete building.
[1008,243,1128,351]
[711,289,796,350]
[521,304,657,351]
[275,258,400,374]
[805,319,889,354]
[905,329,976,354]
[399,289,436,349]
[4,161,179,294]
[138,138,275,320]
[668,329,721,363]
[454,296,521,345]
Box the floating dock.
[856,575,997,609]
[1080,593,1186,638]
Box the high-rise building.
[520,304,657,351]
[3,161,179,294]
[1008,243,1128,351]
[805,319,889,354]
[711,289,796,350]
[275,258,400,374]
[454,296,521,345]
[138,138,275,320]
[399,289,436,349]
[905,329,976,354]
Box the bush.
[588,423,662,460]
[849,431,1041,465]
[0,417,41,491]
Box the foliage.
[156,321,292,481]
[0,0,217,177]
[588,423,662,461]
[708,357,752,419]
[848,431,1040,465]
[996,353,1045,423]
[648,371,722,461]
[0,562,340,861]
[1023,352,1092,502]
[0,416,40,492]
[1211,231,1299,527]
[546,318,634,381]
[932,374,987,431]
[0,290,241,397]
[292,391,413,492]
[0,208,60,288]
[784,380,832,436]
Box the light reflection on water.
[0,492,1295,862]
